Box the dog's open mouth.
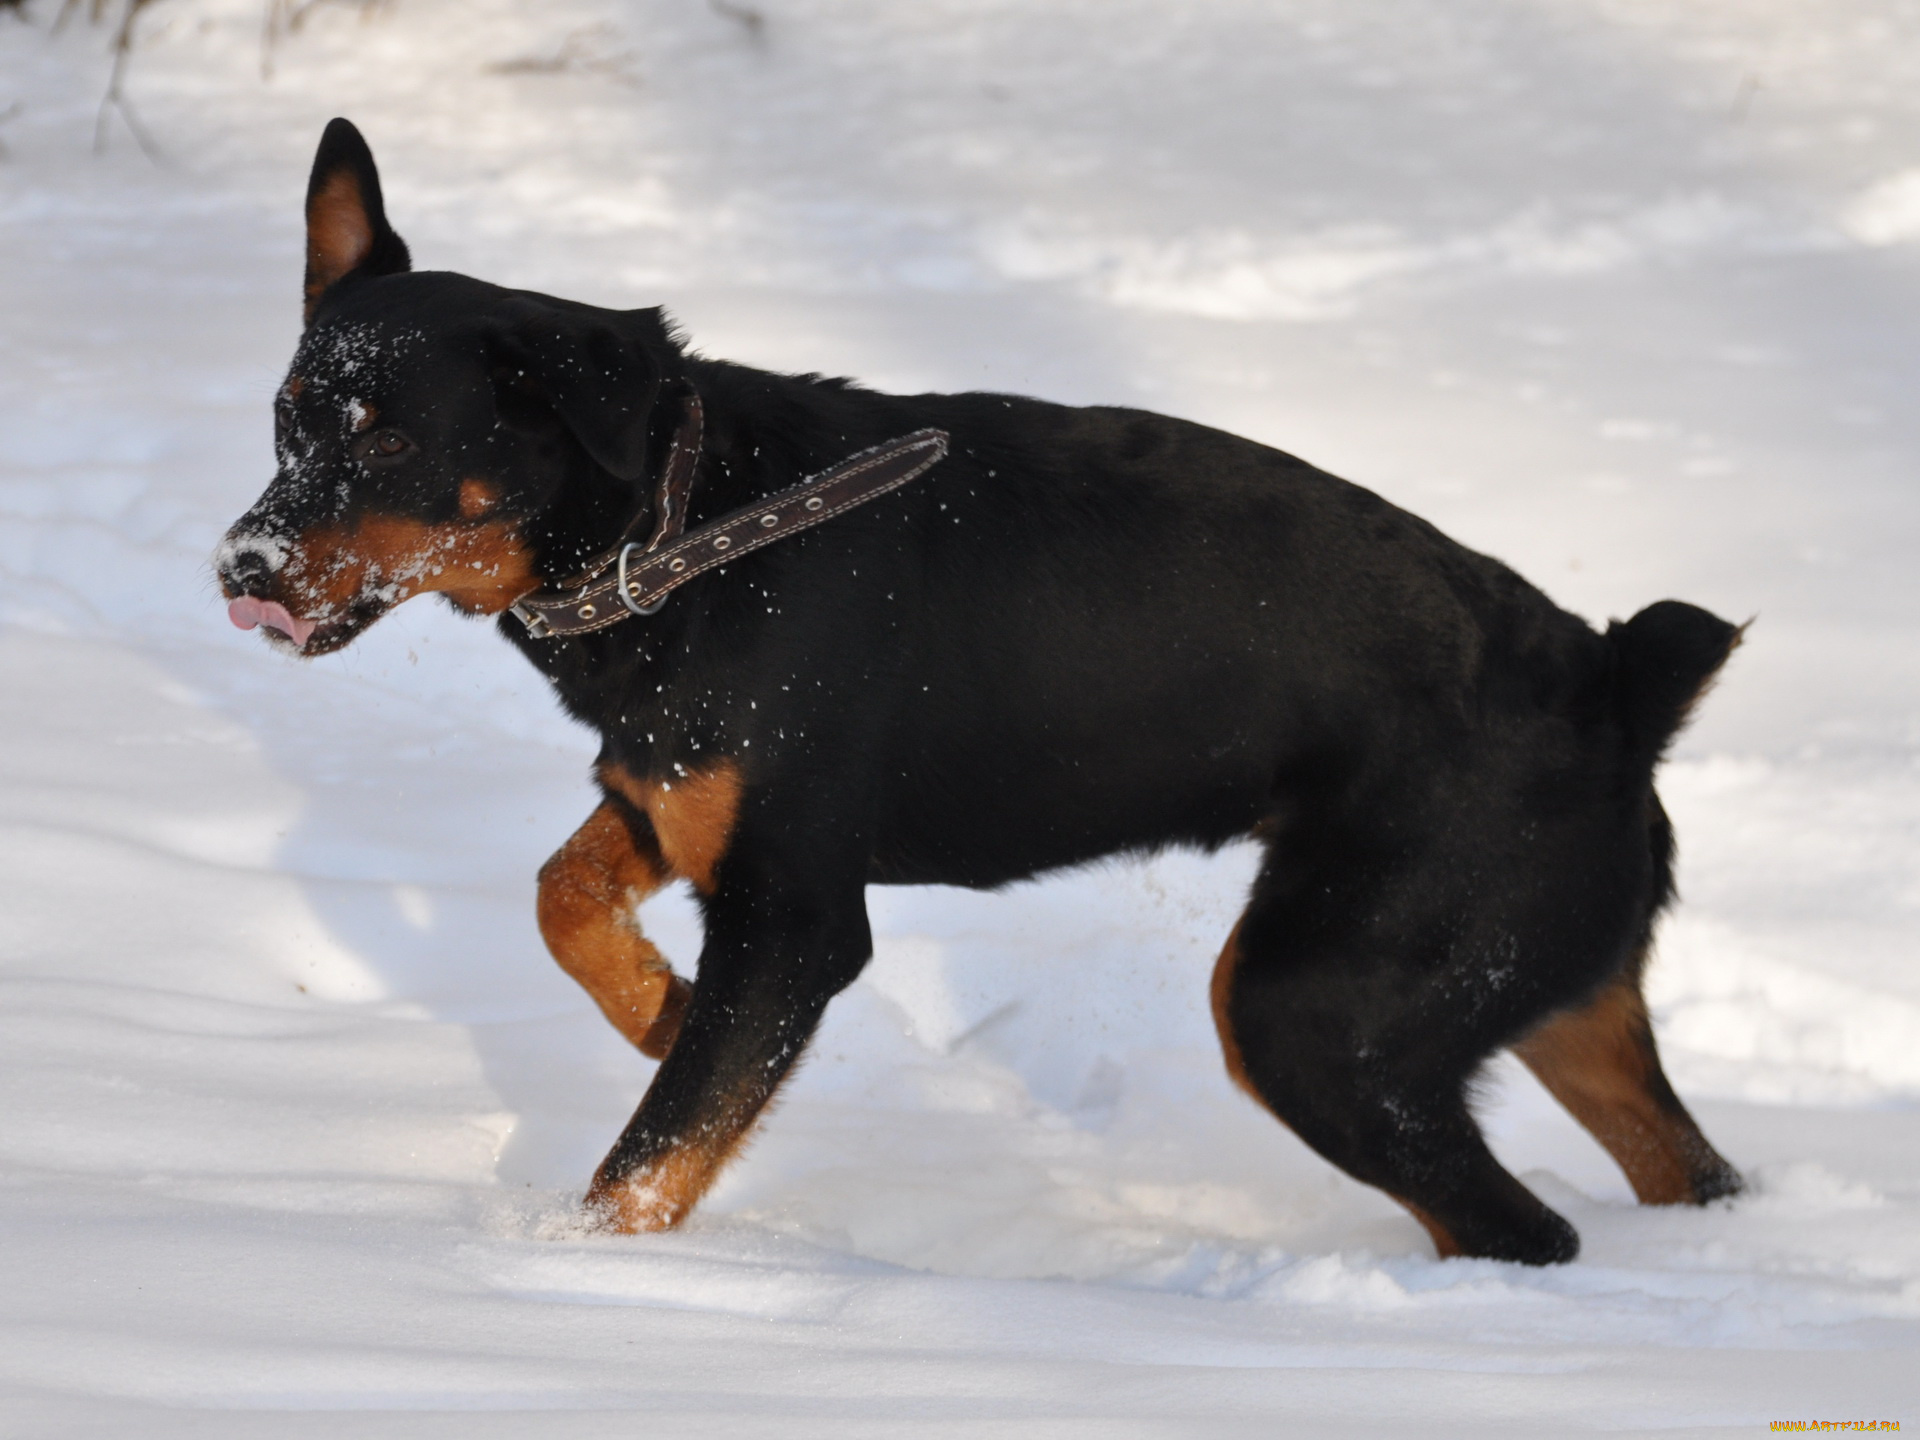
[226,593,388,656]
[227,595,316,648]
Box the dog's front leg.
[582,857,871,1233]
[537,801,690,1060]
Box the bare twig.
[261,0,321,81]
[93,0,165,162]
[0,102,21,159]
[486,23,639,83]
[708,0,765,43]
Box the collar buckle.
[508,599,554,639]
[618,542,670,617]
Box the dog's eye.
[358,428,416,464]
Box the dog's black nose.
[221,550,271,594]
[215,538,281,597]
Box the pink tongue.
[228,595,317,647]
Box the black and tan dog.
[217,119,1743,1264]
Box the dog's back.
[669,372,1629,883]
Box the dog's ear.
[303,118,411,324]
[496,305,671,482]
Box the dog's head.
[216,119,679,654]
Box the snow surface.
[3,0,1919,1432]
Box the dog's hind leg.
[1514,969,1741,1205]
[1211,853,1583,1265]
[537,801,692,1060]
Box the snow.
[3,0,1919,1431]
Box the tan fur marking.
[1514,977,1707,1205]
[599,761,744,895]
[282,514,540,621]
[284,375,306,400]
[584,1078,773,1233]
[1209,919,1261,1102]
[305,169,374,320]
[458,477,501,519]
[574,762,752,1230]
[537,803,690,1059]
[1214,912,1458,1252]
[1401,1201,1464,1259]
[587,1140,724,1233]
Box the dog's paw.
[582,1174,686,1234]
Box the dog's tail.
[1606,600,1744,765]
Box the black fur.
[219,121,1743,1263]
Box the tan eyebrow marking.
[458,478,500,518]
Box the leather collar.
[509,388,948,640]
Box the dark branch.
[93,0,166,163]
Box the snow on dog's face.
[216,282,556,654]
[216,119,673,655]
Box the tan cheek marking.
[458,478,501,519]
[305,170,374,319]
[599,761,744,896]
[537,802,689,1060]
[282,515,540,618]
[284,375,306,400]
